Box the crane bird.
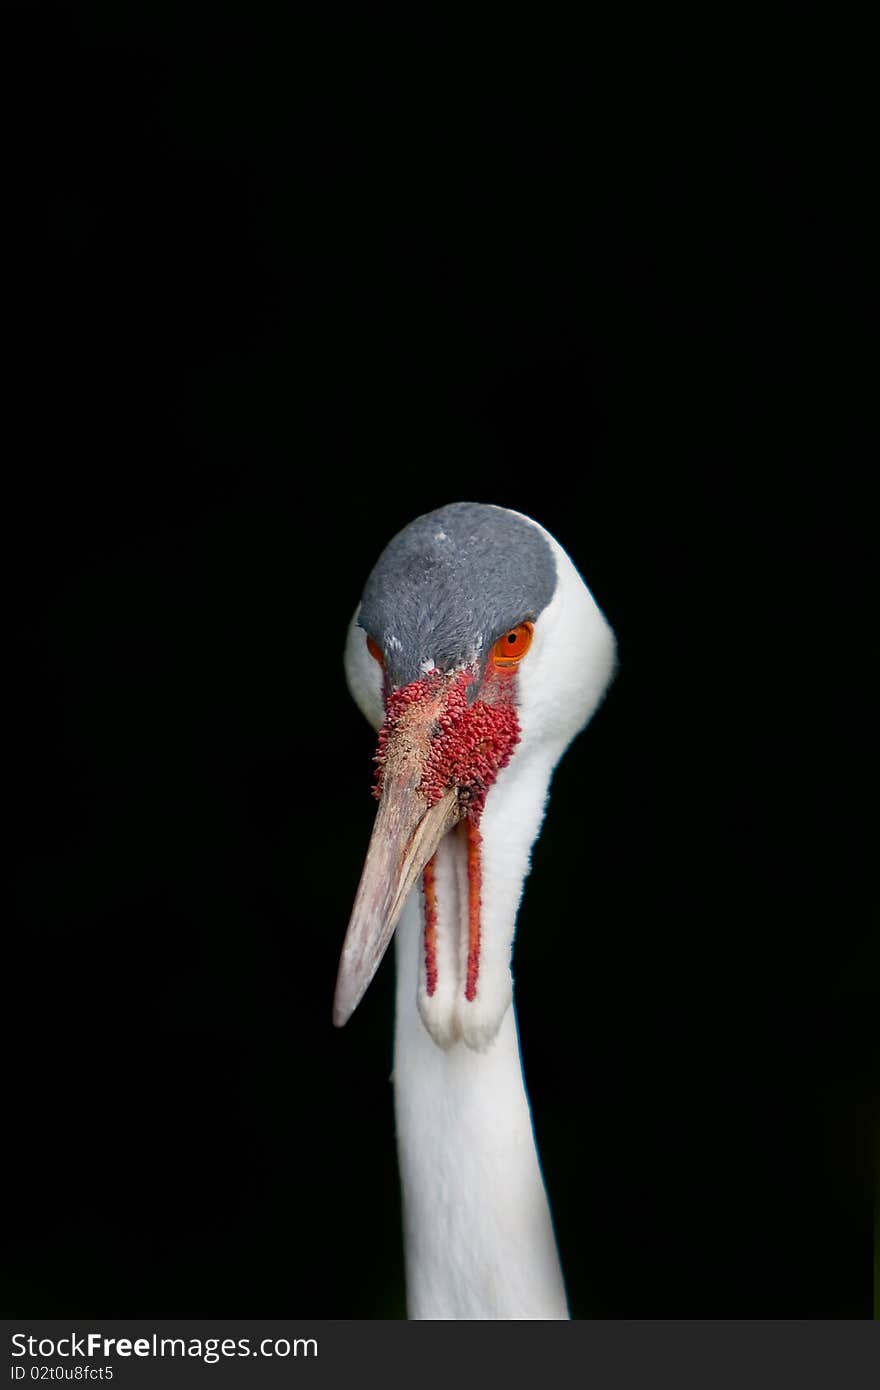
[334,502,616,1319]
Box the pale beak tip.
[332,998,352,1029]
[332,969,361,1028]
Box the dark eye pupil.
[507,632,516,644]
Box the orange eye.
[491,622,533,667]
[366,635,385,668]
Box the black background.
[6,5,874,1317]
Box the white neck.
[392,889,569,1320]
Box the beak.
[333,688,463,1027]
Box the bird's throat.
[421,820,484,997]
[417,819,492,1047]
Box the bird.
[333,501,616,1319]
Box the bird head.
[334,502,616,1050]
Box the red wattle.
[422,855,439,997]
[465,820,482,1001]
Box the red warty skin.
[373,666,520,822]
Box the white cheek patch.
[343,608,385,732]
